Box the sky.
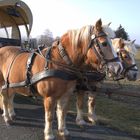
[22,0,140,44]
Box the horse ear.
[95,18,102,31]
[131,39,136,44]
[108,22,111,26]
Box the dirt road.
[0,95,139,140]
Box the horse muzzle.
[107,62,123,78]
[126,70,138,81]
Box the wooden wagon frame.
[0,0,33,46]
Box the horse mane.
[66,24,116,52]
[111,38,137,55]
[66,25,91,55]
[124,40,137,55]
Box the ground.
[0,95,139,140]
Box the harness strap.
[4,52,22,88]
[58,42,73,66]
[105,57,119,63]
[123,64,138,75]
[25,52,38,96]
[44,47,52,69]
[2,69,77,90]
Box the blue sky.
[23,0,140,44]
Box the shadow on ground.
[0,94,139,140]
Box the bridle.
[87,27,119,72]
[51,26,120,77]
[117,48,138,77]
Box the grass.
[69,93,140,137]
[96,95,140,136]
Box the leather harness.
[2,46,78,93]
[1,27,120,94]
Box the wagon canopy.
[0,0,33,46]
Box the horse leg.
[87,92,97,124]
[56,93,71,136]
[1,91,12,125]
[8,93,16,120]
[0,94,3,111]
[76,92,87,125]
[44,96,56,140]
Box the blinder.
[88,30,119,68]
[117,49,138,76]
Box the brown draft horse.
[0,19,123,140]
[75,37,138,126]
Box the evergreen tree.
[115,25,130,40]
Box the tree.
[115,25,130,40]
[37,29,54,46]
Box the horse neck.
[59,34,88,68]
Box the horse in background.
[112,38,138,80]
[75,27,138,126]
[0,19,123,140]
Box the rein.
[123,64,138,76]
[35,46,83,78]
[117,50,138,78]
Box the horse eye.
[102,42,108,47]
[123,55,128,59]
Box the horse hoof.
[10,115,16,121]
[76,119,87,126]
[0,109,3,114]
[44,134,55,140]
[91,121,96,125]
[58,129,70,137]
[5,120,13,126]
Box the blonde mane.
[124,40,137,55]
[67,24,116,50]
[68,25,91,49]
[112,38,137,55]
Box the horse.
[112,38,138,80]
[75,37,138,126]
[0,19,123,140]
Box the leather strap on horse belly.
[2,69,77,89]
[4,52,22,88]
[25,52,37,96]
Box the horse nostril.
[134,73,137,79]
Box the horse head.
[84,19,123,78]
[112,38,138,81]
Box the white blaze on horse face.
[108,61,123,76]
[124,42,138,80]
[101,25,123,76]
[103,38,123,76]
